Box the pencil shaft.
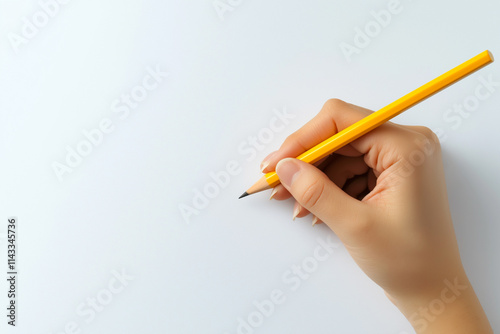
[261,50,494,189]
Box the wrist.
[388,275,492,333]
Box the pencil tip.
[239,192,249,199]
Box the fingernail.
[261,151,278,172]
[292,202,301,221]
[276,158,300,187]
[269,187,278,200]
[312,216,320,226]
[260,161,270,173]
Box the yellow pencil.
[240,50,494,199]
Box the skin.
[261,99,493,333]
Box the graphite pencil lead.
[238,192,249,199]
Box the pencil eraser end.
[486,50,494,62]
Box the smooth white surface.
[1,0,499,333]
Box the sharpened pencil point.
[239,192,249,199]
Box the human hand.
[261,99,492,333]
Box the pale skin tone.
[260,99,493,333]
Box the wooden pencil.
[240,50,494,199]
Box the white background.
[1,0,499,333]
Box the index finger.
[260,99,372,173]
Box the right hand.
[262,99,492,333]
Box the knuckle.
[325,98,346,107]
[416,126,437,141]
[426,129,441,149]
[323,98,346,114]
[300,178,325,210]
[413,126,441,152]
[282,132,298,147]
[400,125,441,154]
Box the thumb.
[275,158,370,239]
